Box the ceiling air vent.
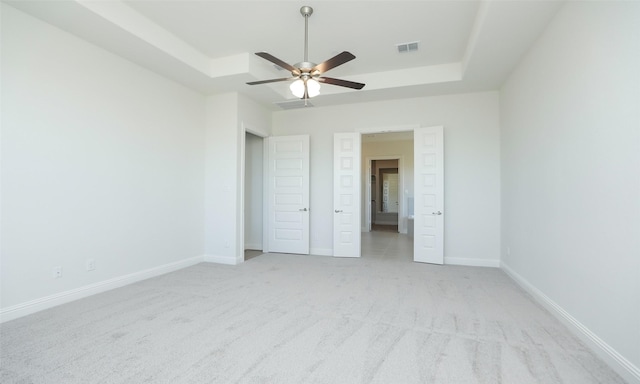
[396,41,419,53]
[275,100,314,110]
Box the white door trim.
[262,137,269,254]
[356,124,420,135]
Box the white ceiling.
[6,0,565,110]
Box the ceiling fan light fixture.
[290,79,306,98]
[307,78,321,97]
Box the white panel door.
[266,135,310,254]
[333,133,361,257]
[414,126,444,264]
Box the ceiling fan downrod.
[301,6,313,63]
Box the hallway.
[361,231,413,262]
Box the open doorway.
[334,126,442,263]
[243,131,264,261]
[360,131,414,260]
[362,130,414,235]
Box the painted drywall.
[500,1,640,380]
[1,5,205,309]
[272,92,500,265]
[363,142,414,231]
[244,132,263,250]
[237,94,272,138]
[204,93,240,264]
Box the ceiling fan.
[246,5,365,102]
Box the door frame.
[365,155,404,233]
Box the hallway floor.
[362,230,413,262]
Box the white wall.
[500,1,640,381]
[204,93,239,264]
[1,5,205,312]
[238,94,272,138]
[272,92,501,265]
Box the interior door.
[333,133,361,257]
[414,126,444,264]
[266,135,310,254]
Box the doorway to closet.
[243,131,264,261]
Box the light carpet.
[0,233,627,383]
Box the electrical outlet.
[507,247,511,257]
[52,266,62,279]
[86,259,95,271]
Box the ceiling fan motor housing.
[294,62,319,77]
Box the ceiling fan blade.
[246,77,295,86]
[255,52,300,75]
[312,51,356,74]
[318,77,365,90]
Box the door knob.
[431,211,442,215]
[299,208,308,212]
[334,209,343,213]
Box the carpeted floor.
[0,232,627,383]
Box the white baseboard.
[0,255,204,324]
[445,257,500,268]
[501,262,640,384]
[310,248,333,257]
[374,220,399,225]
[203,254,238,265]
